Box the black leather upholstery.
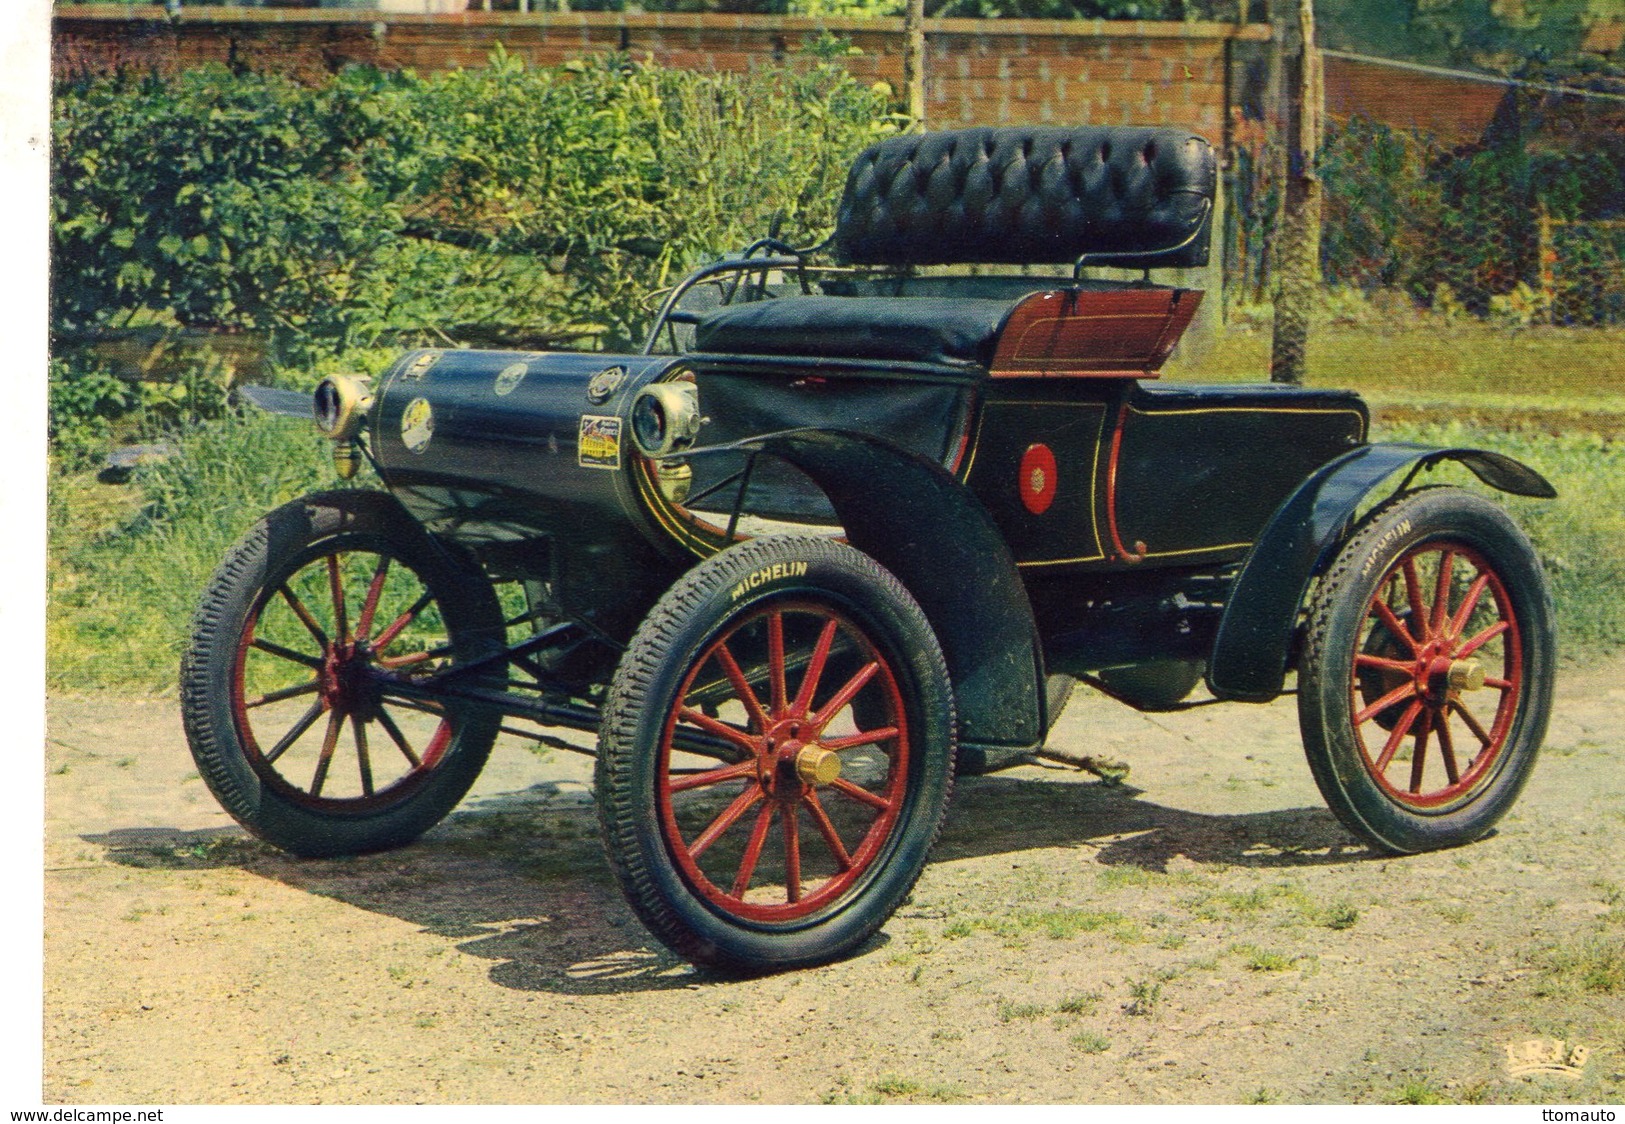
[693,295,1013,367]
[832,126,1215,269]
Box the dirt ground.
[43,663,1625,1105]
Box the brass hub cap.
[794,745,842,788]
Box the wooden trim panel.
[988,287,1202,379]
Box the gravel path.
[43,663,1625,1104]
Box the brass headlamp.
[312,375,373,478]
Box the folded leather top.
[692,295,1015,368]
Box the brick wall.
[53,6,1270,137]
[1324,52,1507,145]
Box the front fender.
[1206,443,1555,703]
[690,429,1048,771]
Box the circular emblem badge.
[586,365,628,405]
[494,361,528,397]
[1020,443,1058,515]
[400,397,434,454]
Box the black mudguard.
[714,430,1048,772]
[1206,442,1555,703]
[1215,441,1553,698]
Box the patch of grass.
[1317,902,1360,930]
[1096,866,1204,891]
[1392,1077,1452,1104]
[1070,1031,1111,1054]
[1182,881,1317,922]
[1124,979,1162,1017]
[1435,903,1473,924]
[943,907,1140,945]
[1056,991,1101,1016]
[997,1000,1047,1022]
[1533,934,1625,995]
[850,1074,966,1104]
[1234,945,1298,972]
[1246,1087,1278,1104]
[49,413,334,691]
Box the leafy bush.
[52,50,897,370]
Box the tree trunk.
[1269,0,1321,385]
[903,0,926,129]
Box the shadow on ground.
[84,770,1371,996]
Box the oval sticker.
[494,361,528,397]
[401,397,434,454]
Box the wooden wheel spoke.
[355,556,392,642]
[372,591,435,653]
[714,643,769,732]
[250,637,323,671]
[1451,699,1494,749]
[1409,710,1432,794]
[783,804,802,903]
[373,706,422,768]
[352,715,374,797]
[244,678,321,710]
[1373,699,1424,773]
[278,586,330,649]
[791,619,840,719]
[677,707,759,753]
[1431,549,1455,637]
[830,776,890,811]
[730,803,776,898]
[326,554,350,643]
[264,699,325,765]
[689,784,764,859]
[805,790,853,871]
[767,611,788,715]
[808,661,881,734]
[375,645,453,670]
[1448,574,1491,639]
[1355,680,1418,727]
[1484,676,1512,690]
[309,709,345,797]
[1354,654,1414,674]
[669,760,756,793]
[1372,599,1419,653]
[1436,712,1461,785]
[1455,619,1509,659]
[822,726,900,752]
[1401,559,1428,637]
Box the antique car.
[181,124,1557,973]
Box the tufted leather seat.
[691,126,1216,368]
[833,126,1215,269]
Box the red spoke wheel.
[182,491,503,858]
[598,535,955,972]
[1299,488,1554,854]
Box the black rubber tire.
[1298,487,1555,854]
[1096,660,1204,712]
[597,534,956,973]
[180,490,505,858]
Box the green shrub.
[51,50,897,369]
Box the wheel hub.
[320,642,384,721]
[758,726,841,797]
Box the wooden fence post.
[903,0,926,129]
[1538,201,1556,325]
[1269,0,1322,385]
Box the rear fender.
[1206,443,1555,703]
[739,430,1048,769]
